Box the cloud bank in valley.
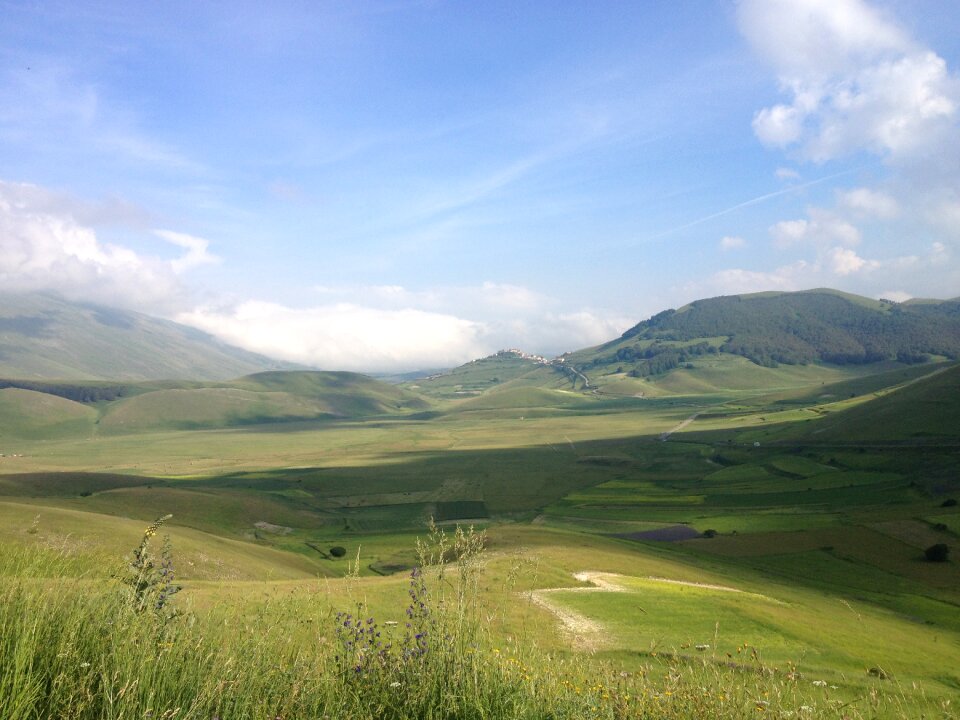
[178,287,631,372]
[1,181,630,371]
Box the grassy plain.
[1,359,959,716]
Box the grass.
[2,360,960,716]
[3,525,953,719]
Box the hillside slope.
[0,292,291,380]
[775,362,960,444]
[603,289,960,369]
[0,371,433,437]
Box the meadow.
[1,358,958,717]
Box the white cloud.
[740,0,959,164]
[770,208,860,248]
[738,0,909,80]
[770,219,809,247]
[311,281,552,318]
[926,199,960,238]
[0,180,632,370]
[177,299,633,372]
[0,180,208,311]
[753,103,805,146]
[775,167,801,181]
[693,237,956,305]
[178,302,489,372]
[836,187,899,219]
[690,262,810,298]
[720,235,746,251]
[737,0,960,301]
[931,241,949,265]
[154,229,219,273]
[825,246,876,275]
[878,290,912,302]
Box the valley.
[2,290,959,718]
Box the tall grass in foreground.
[0,524,952,719]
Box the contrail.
[643,166,864,242]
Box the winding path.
[525,571,753,651]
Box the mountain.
[414,289,960,402]
[600,289,960,369]
[0,292,292,380]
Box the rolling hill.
[0,291,293,380]
[412,290,960,402]
[585,288,960,370]
[0,370,432,438]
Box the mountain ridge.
[0,292,296,381]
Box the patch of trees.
[615,293,960,368]
[924,543,950,562]
[587,341,717,377]
[0,379,131,403]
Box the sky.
[2,0,959,371]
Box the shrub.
[122,514,181,618]
[702,529,718,538]
[940,498,957,507]
[329,545,347,558]
[924,543,950,562]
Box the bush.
[924,543,950,562]
[329,545,347,558]
[702,529,718,538]
[940,498,957,507]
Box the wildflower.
[695,644,710,651]
[390,681,401,688]
[811,680,827,687]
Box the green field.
[2,362,959,717]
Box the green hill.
[414,290,960,400]
[770,362,960,444]
[0,388,98,440]
[605,289,960,369]
[0,371,433,437]
[237,371,430,416]
[407,351,552,399]
[0,292,292,380]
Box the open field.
[2,361,959,716]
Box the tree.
[924,543,950,562]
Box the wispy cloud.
[643,167,861,242]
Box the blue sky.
[2,0,959,370]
